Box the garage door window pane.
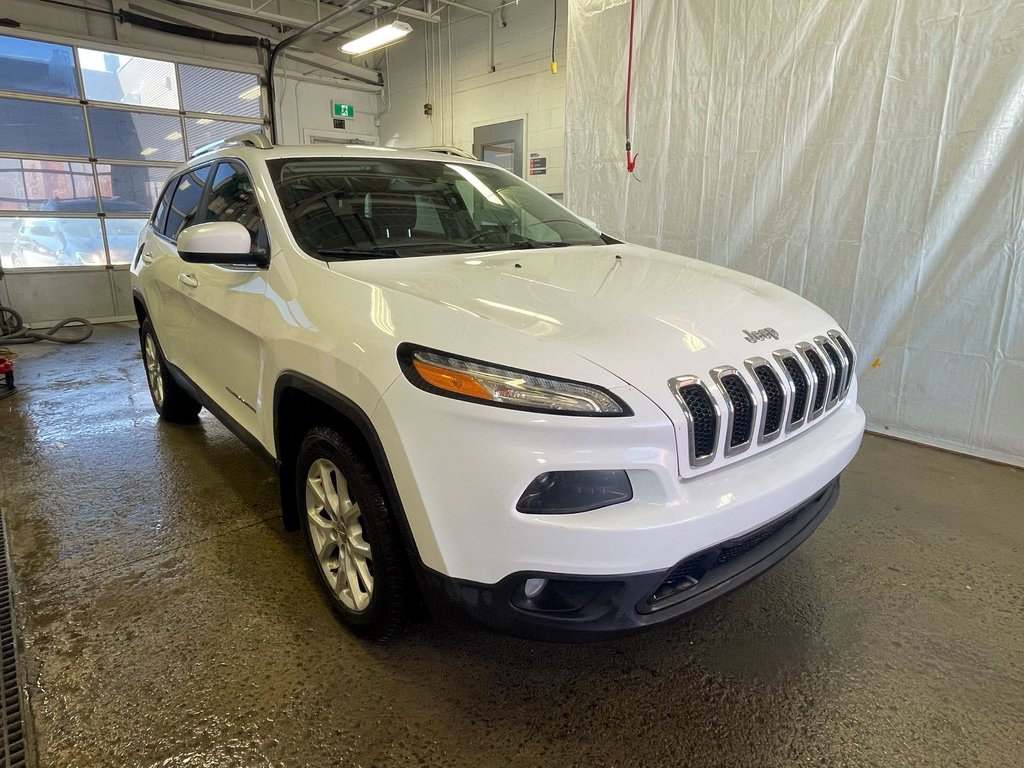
[179,65,261,118]
[95,165,170,214]
[0,216,103,268]
[186,118,263,155]
[79,49,179,110]
[105,218,146,263]
[0,98,89,157]
[88,108,185,162]
[0,159,97,211]
[0,35,79,98]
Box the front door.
[174,160,268,437]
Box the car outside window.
[162,165,211,241]
[266,157,603,260]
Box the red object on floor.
[0,356,14,393]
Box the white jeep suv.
[131,134,865,640]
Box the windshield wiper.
[315,247,404,260]
[476,240,578,252]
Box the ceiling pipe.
[267,0,415,142]
[172,0,439,32]
[435,0,494,72]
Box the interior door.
[473,119,524,177]
[175,160,268,436]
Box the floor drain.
[0,522,27,768]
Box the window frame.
[199,159,269,256]
[160,163,213,242]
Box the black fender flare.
[273,372,419,559]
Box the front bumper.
[419,477,840,641]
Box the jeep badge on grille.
[742,327,780,343]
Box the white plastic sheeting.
[565,0,1024,466]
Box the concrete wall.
[379,0,568,196]
[275,74,380,146]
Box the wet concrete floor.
[0,323,1021,767]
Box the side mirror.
[177,221,267,267]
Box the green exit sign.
[332,102,355,119]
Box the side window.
[163,164,211,241]
[203,161,265,251]
[152,178,175,234]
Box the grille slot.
[803,348,828,416]
[780,355,809,426]
[821,339,845,402]
[719,373,754,451]
[831,332,856,397]
[753,364,784,438]
[676,381,718,463]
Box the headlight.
[398,344,632,416]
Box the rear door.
[174,159,269,437]
[142,164,212,372]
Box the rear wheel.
[140,318,201,423]
[296,426,409,639]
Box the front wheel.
[140,318,201,423]
[296,426,410,639]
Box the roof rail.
[416,146,478,161]
[189,132,273,159]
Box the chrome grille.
[829,331,856,398]
[671,377,719,467]
[777,353,809,427]
[820,339,844,402]
[669,329,856,469]
[801,345,830,417]
[714,369,755,455]
[750,362,785,440]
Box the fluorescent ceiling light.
[140,147,158,157]
[164,131,182,141]
[341,21,413,55]
[239,85,261,100]
[196,118,213,125]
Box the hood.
[330,243,839,386]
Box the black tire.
[139,318,202,423]
[295,426,409,640]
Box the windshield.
[266,156,604,259]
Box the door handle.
[178,272,199,288]
[141,252,154,264]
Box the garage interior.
[0,1,1021,766]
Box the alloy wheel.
[143,333,164,408]
[305,458,374,611]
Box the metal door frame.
[473,118,526,178]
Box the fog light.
[523,578,547,599]
[516,470,632,514]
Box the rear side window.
[152,179,174,233]
[163,165,211,241]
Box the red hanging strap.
[625,0,639,173]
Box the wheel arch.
[132,289,148,326]
[273,372,419,559]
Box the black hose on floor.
[0,305,93,344]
